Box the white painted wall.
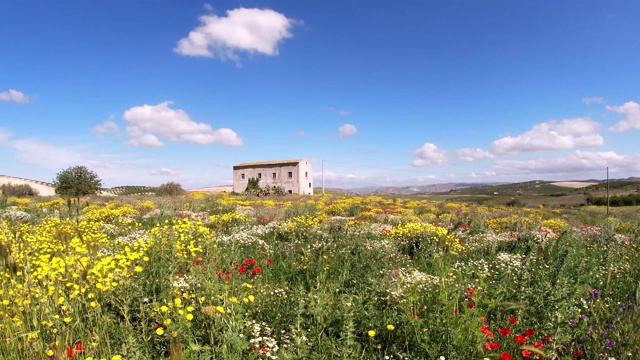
[233,160,313,195]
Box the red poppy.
[468,302,475,309]
[533,341,544,349]
[238,266,247,274]
[508,316,517,324]
[244,258,257,266]
[499,327,511,336]
[480,316,488,323]
[572,349,583,357]
[514,335,526,345]
[453,309,459,315]
[266,259,273,265]
[480,325,494,338]
[466,287,477,294]
[66,346,74,358]
[74,343,83,353]
[499,353,512,360]
[521,350,532,358]
[525,329,535,337]
[484,342,500,350]
[252,267,262,276]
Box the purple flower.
[605,339,614,349]
[592,289,600,298]
[569,319,576,328]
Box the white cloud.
[457,147,494,161]
[122,101,243,147]
[494,150,640,174]
[470,171,497,178]
[125,134,164,147]
[0,89,28,103]
[174,8,296,61]
[607,101,640,132]
[338,123,358,138]
[0,128,10,143]
[582,97,604,104]
[203,3,213,12]
[6,139,86,169]
[491,118,604,155]
[411,143,448,166]
[92,118,119,134]
[150,167,181,176]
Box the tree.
[53,166,102,213]
[156,182,186,197]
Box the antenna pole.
[322,160,325,195]
[606,167,609,216]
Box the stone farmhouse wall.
[232,159,313,195]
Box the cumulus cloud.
[174,7,296,61]
[122,101,243,147]
[494,150,640,174]
[411,143,448,166]
[338,123,358,138]
[491,118,604,155]
[150,167,180,176]
[125,134,164,147]
[608,101,640,132]
[92,118,119,134]
[582,97,604,104]
[0,89,28,103]
[457,147,494,161]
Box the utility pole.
[606,167,609,216]
[322,160,325,195]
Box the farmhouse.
[233,159,313,195]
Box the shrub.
[0,183,39,197]
[156,182,186,197]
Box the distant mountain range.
[322,177,640,196]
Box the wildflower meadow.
[1,193,639,359]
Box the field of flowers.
[0,193,639,359]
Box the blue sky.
[1,1,640,188]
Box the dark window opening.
[258,173,262,179]
[309,182,312,188]
[288,171,292,178]
[288,190,292,194]
[305,172,308,178]
[272,172,276,179]
[241,173,245,179]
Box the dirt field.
[550,181,599,188]
[186,185,233,194]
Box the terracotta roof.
[233,159,306,168]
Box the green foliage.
[155,182,186,197]
[52,165,102,201]
[0,182,39,197]
[245,177,260,192]
[588,193,640,206]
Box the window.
[258,173,262,179]
[305,172,308,178]
[309,182,312,188]
[288,190,292,194]
[272,172,276,179]
[288,171,292,178]
[241,173,245,179]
